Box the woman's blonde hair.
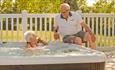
[24,31,37,42]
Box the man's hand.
[54,32,60,40]
[86,29,96,42]
[80,21,96,42]
[91,33,96,42]
[86,28,96,42]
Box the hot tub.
[0,42,106,70]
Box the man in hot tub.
[54,3,96,49]
[24,31,47,48]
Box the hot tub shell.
[0,54,106,70]
[0,42,106,70]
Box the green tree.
[0,0,13,13]
[16,0,61,13]
[91,0,115,13]
[62,0,79,11]
[76,0,89,13]
[0,0,115,13]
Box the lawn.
[0,30,54,42]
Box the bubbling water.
[0,41,97,56]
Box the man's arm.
[54,26,59,33]
[80,21,92,34]
[80,21,96,42]
[37,38,48,45]
[54,26,60,40]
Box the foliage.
[0,0,114,13]
[16,0,61,13]
[90,0,115,13]
[76,0,90,13]
[0,0,13,13]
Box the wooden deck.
[105,51,115,70]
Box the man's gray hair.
[60,3,70,10]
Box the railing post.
[22,10,27,41]
[76,10,82,14]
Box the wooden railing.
[0,10,115,50]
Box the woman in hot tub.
[24,31,48,48]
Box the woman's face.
[30,35,37,45]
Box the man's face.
[60,9,70,19]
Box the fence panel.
[0,12,115,51]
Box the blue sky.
[87,0,96,6]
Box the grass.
[0,30,54,42]
[0,30,115,47]
[97,35,115,47]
